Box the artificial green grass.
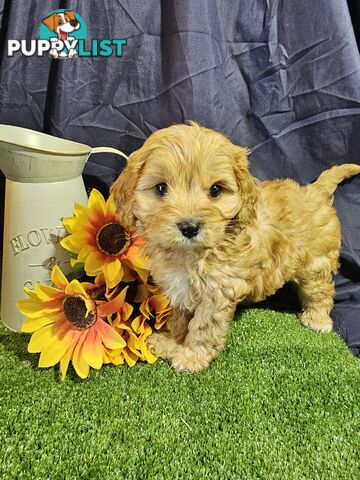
[0,308,359,479]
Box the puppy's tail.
[313,164,360,195]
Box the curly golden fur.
[111,123,360,373]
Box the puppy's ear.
[65,10,76,21]
[42,14,57,32]
[232,146,259,223]
[110,149,146,228]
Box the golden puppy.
[111,123,360,373]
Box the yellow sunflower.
[17,266,128,380]
[103,334,140,367]
[102,283,172,366]
[100,284,143,367]
[60,189,149,289]
[130,285,173,363]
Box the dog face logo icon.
[43,11,80,41]
[40,9,86,59]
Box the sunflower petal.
[107,348,125,365]
[97,286,128,317]
[113,319,132,332]
[38,328,74,368]
[110,262,124,289]
[155,318,170,330]
[16,298,60,318]
[61,231,93,253]
[23,287,41,300]
[102,348,112,364]
[103,259,122,284]
[21,315,55,333]
[121,303,134,322]
[88,189,106,216]
[51,266,69,289]
[97,320,126,350]
[60,340,77,381]
[28,323,57,353]
[137,321,153,341]
[95,273,106,287]
[127,333,141,352]
[73,201,88,217]
[141,344,158,364]
[131,315,146,334]
[85,251,105,275]
[123,245,148,269]
[105,194,118,217]
[134,267,149,283]
[34,283,63,302]
[72,331,90,379]
[62,216,78,233]
[78,245,97,263]
[121,266,137,283]
[60,235,79,253]
[65,216,95,234]
[150,295,170,311]
[82,328,103,370]
[123,348,138,367]
[135,284,151,303]
[65,280,88,297]
[139,300,151,319]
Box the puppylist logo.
[8,9,127,59]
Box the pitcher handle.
[88,146,128,161]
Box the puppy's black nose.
[70,19,79,27]
[177,220,201,239]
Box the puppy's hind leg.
[296,258,336,333]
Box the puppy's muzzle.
[177,220,201,239]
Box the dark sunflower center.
[63,296,97,329]
[96,222,130,256]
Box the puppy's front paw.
[171,348,210,374]
[147,332,173,360]
[300,310,333,333]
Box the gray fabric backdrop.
[0,0,359,353]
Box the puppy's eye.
[58,19,64,25]
[209,184,223,198]
[154,183,167,197]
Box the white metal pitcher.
[0,125,127,332]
